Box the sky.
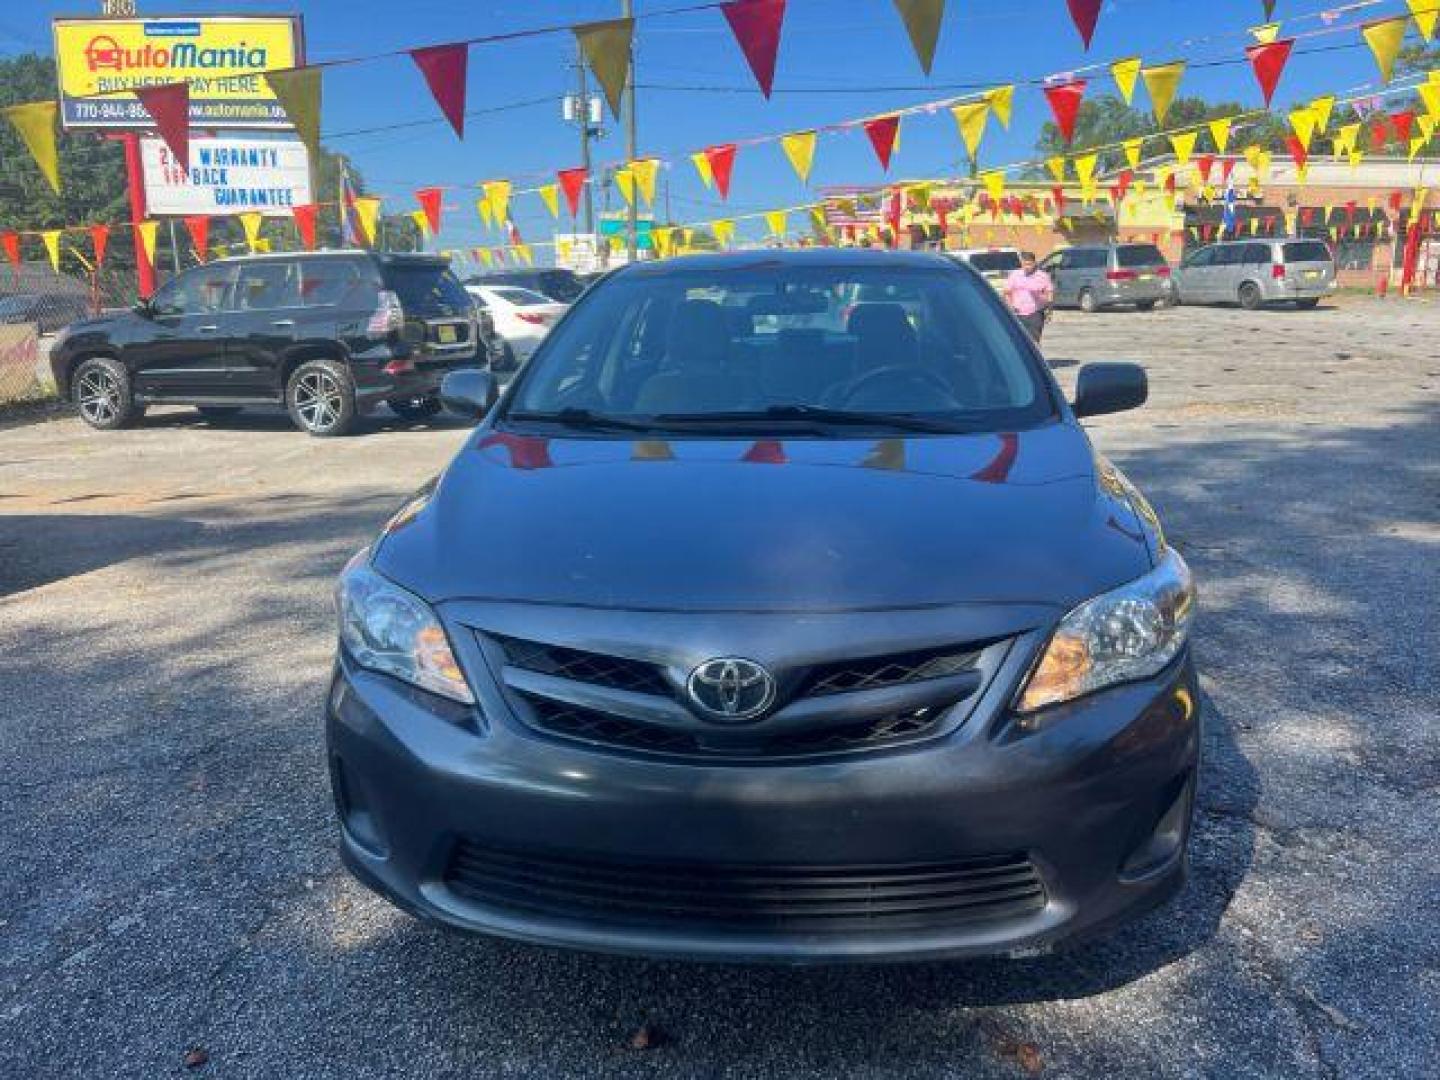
[1,0,1423,257]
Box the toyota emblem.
[686,657,776,722]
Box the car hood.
[374,423,1158,612]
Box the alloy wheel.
[76,367,122,425]
[294,371,343,431]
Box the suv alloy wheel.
[72,356,144,430]
[287,360,357,437]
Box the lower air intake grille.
[445,842,1046,933]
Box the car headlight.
[1016,549,1195,713]
[335,552,474,704]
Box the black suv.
[51,251,483,436]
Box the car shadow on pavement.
[0,512,211,597]
[133,405,475,436]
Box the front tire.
[387,394,443,422]
[72,356,142,430]
[286,360,356,437]
[1078,288,1098,314]
[1238,282,1263,310]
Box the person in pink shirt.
[1003,252,1054,343]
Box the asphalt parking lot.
[2,298,1437,1078]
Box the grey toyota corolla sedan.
[327,250,1198,963]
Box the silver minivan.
[1039,243,1171,312]
[1174,239,1336,309]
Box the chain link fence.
[0,262,135,405]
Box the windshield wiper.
[652,405,970,433]
[506,407,658,433]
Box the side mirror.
[440,368,498,419]
[133,298,154,319]
[1073,362,1147,418]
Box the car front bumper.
[327,649,1200,964]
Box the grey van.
[1174,239,1336,309]
[1039,243,1170,312]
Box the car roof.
[207,249,449,267]
[621,249,958,278]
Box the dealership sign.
[141,137,312,216]
[52,16,303,129]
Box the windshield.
[967,251,1021,274]
[382,263,472,317]
[493,287,552,306]
[507,263,1053,435]
[1116,244,1166,268]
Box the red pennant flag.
[863,114,901,170]
[1220,157,1237,184]
[557,167,588,216]
[705,143,738,197]
[1300,208,1315,226]
[1115,168,1134,201]
[1,232,19,268]
[1285,135,1308,171]
[1370,118,1390,151]
[742,439,787,465]
[183,215,209,259]
[886,189,903,236]
[720,0,786,98]
[1344,200,1357,225]
[1245,39,1293,107]
[89,224,109,269]
[409,43,469,139]
[415,186,444,234]
[292,203,319,250]
[935,202,950,235]
[1388,190,1404,213]
[1065,0,1103,48]
[136,83,191,171]
[1195,154,1215,186]
[1051,185,1067,214]
[1390,110,1415,145]
[1043,79,1087,144]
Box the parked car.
[946,247,1022,289]
[1040,243,1171,312]
[464,284,568,371]
[1173,239,1337,309]
[464,267,585,304]
[329,249,1199,963]
[0,292,92,334]
[49,251,480,436]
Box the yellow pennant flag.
[765,209,788,237]
[477,197,494,229]
[1334,122,1361,157]
[979,170,1005,202]
[951,101,990,160]
[1289,107,1318,150]
[4,101,60,194]
[40,230,62,272]
[1421,114,1437,140]
[1255,149,1272,184]
[712,219,735,247]
[613,167,635,206]
[631,158,659,205]
[1309,95,1335,133]
[239,211,265,251]
[477,248,493,267]
[781,130,817,183]
[514,243,533,266]
[1362,17,1408,84]
[352,197,382,245]
[1122,137,1144,169]
[1141,61,1186,125]
[135,220,160,266]
[1169,130,1198,167]
[409,210,429,238]
[1208,117,1232,153]
[983,84,1014,128]
[1409,0,1438,41]
[1073,152,1098,186]
[537,184,560,218]
[1410,134,1428,161]
[652,226,674,257]
[1243,143,1263,167]
[1045,156,1067,182]
[1418,82,1440,120]
[691,151,714,188]
[264,67,322,155]
[1110,57,1142,105]
[1250,23,1281,44]
[482,180,512,224]
[574,18,633,119]
[892,0,946,75]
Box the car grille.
[444,841,1046,933]
[492,633,992,761]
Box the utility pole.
[622,0,638,262]
[572,50,596,236]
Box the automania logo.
[83,35,269,73]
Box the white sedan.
[464,285,568,372]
